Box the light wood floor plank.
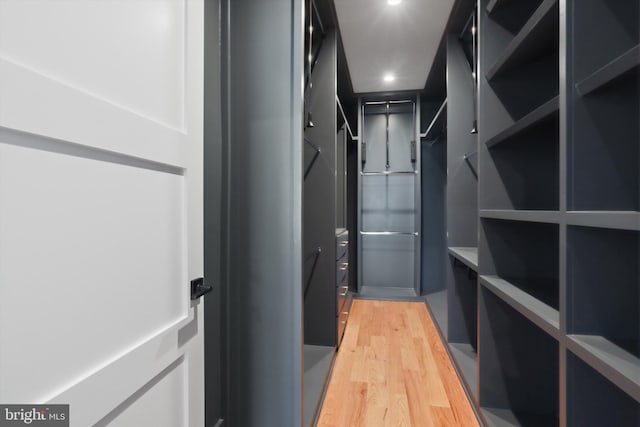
[317,300,479,427]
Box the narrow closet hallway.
[317,300,479,426]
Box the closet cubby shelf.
[448,247,479,271]
[480,209,560,224]
[566,211,640,231]
[567,335,640,403]
[480,275,560,339]
[486,0,558,81]
[485,96,559,148]
[576,44,640,96]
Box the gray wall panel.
[446,32,478,248]
[204,0,223,425]
[223,0,304,425]
[303,30,337,346]
[421,138,447,294]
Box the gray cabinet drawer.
[336,260,349,284]
[336,230,349,261]
[337,284,349,313]
[337,307,349,346]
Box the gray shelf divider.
[486,0,558,80]
[567,335,640,403]
[485,96,559,148]
[566,211,640,231]
[479,209,560,224]
[448,247,479,271]
[480,275,560,339]
[576,44,640,96]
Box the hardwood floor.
[317,300,479,427]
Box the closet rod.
[364,99,414,105]
[336,95,358,140]
[420,98,447,138]
[360,231,419,236]
[361,171,417,176]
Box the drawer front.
[337,307,349,346]
[337,284,349,314]
[336,259,349,284]
[336,231,349,261]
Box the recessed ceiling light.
[383,73,395,82]
[388,0,402,5]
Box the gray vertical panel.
[559,1,570,425]
[421,130,446,295]
[413,98,422,296]
[446,32,479,248]
[224,0,304,425]
[304,30,337,346]
[204,0,223,425]
[336,127,346,229]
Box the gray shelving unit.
[565,0,640,424]
[477,0,561,422]
[438,0,640,425]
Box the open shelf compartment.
[479,286,559,426]
[448,247,479,271]
[567,226,639,359]
[481,116,559,211]
[569,0,640,211]
[569,66,639,211]
[572,0,639,85]
[567,352,640,427]
[486,0,559,81]
[481,218,559,310]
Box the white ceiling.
[334,0,455,93]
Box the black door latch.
[190,277,212,300]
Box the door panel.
[0,0,205,425]
[0,143,187,402]
[0,0,186,129]
[93,358,187,427]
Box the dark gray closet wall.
[222,0,304,425]
[446,32,478,249]
[304,29,338,346]
[419,99,447,297]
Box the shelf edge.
[448,247,479,271]
[576,44,640,96]
[480,209,560,224]
[479,275,560,339]
[485,96,559,148]
[566,211,640,231]
[567,335,640,403]
[486,0,558,80]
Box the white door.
[0,1,205,426]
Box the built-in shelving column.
[565,0,640,424]
[444,23,480,400]
[478,0,561,424]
